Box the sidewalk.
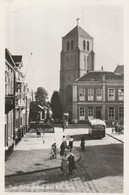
[106,128,124,143]
[5,128,81,177]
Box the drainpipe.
[13,71,16,145]
[102,74,106,121]
[25,95,27,132]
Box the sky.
[3,0,124,99]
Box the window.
[119,107,124,120]
[79,107,85,120]
[118,88,124,101]
[67,41,69,50]
[79,89,85,101]
[87,41,89,50]
[83,40,85,50]
[71,40,73,50]
[88,89,94,101]
[108,88,115,101]
[108,107,115,120]
[5,73,14,96]
[96,89,102,101]
[88,107,94,118]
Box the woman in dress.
[68,152,76,175]
[60,152,68,176]
[60,142,65,157]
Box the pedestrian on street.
[50,143,57,159]
[42,132,46,144]
[53,143,57,158]
[80,136,85,151]
[60,142,65,157]
[69,136,74,151]
[62,120,65,132]
[60,152,69,176]
[62,135,67,149]
[67,152,76,175]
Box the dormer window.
[83,40,86,50]
[67,41,69,50]
[71,40,73,50]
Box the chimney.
[101,66,103,71]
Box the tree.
[50,91,63,121]
[35,87,48,106]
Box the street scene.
[3,0,124,194]
[5,127,123,193]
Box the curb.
[106,133,124,143]
[5,149,82,178]
[5,166,61,178]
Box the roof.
[114,65,124,74]
[64,25,93,39]
[12,55,22,63]
[89,118,106,126]
[5,49,15,67]
[38,105,48,110]
[76,71,124,82]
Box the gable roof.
[12,55,22,63]
[114,65,124,74]
[76,71,124,82]
[5,48,15,67]
[64,25,93,39]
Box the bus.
[88,118,106,138]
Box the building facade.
[5,49,15,150]
[60,25,95,114]
[72,71,124,124]
[5,49,31,153]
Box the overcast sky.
[4,0,124,99]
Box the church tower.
[60,23,95,114]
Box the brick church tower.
[60,23,95,115]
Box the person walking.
[60,152,68,176]
[50,143,57,159]
[62,120,65,132]
[60,142,65,157]
[42,132,46,144]
[53,143,57,158]
[62,135,67,149]
[69,136,74,151]
[80,136,85,151]
[67,152,76,175]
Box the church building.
[59,23,124,124]
[60,24,95,115]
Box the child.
[50,143,57,159]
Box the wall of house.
[72,79,124,123]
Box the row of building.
[59,24,124,124]
[5,49,31,156]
